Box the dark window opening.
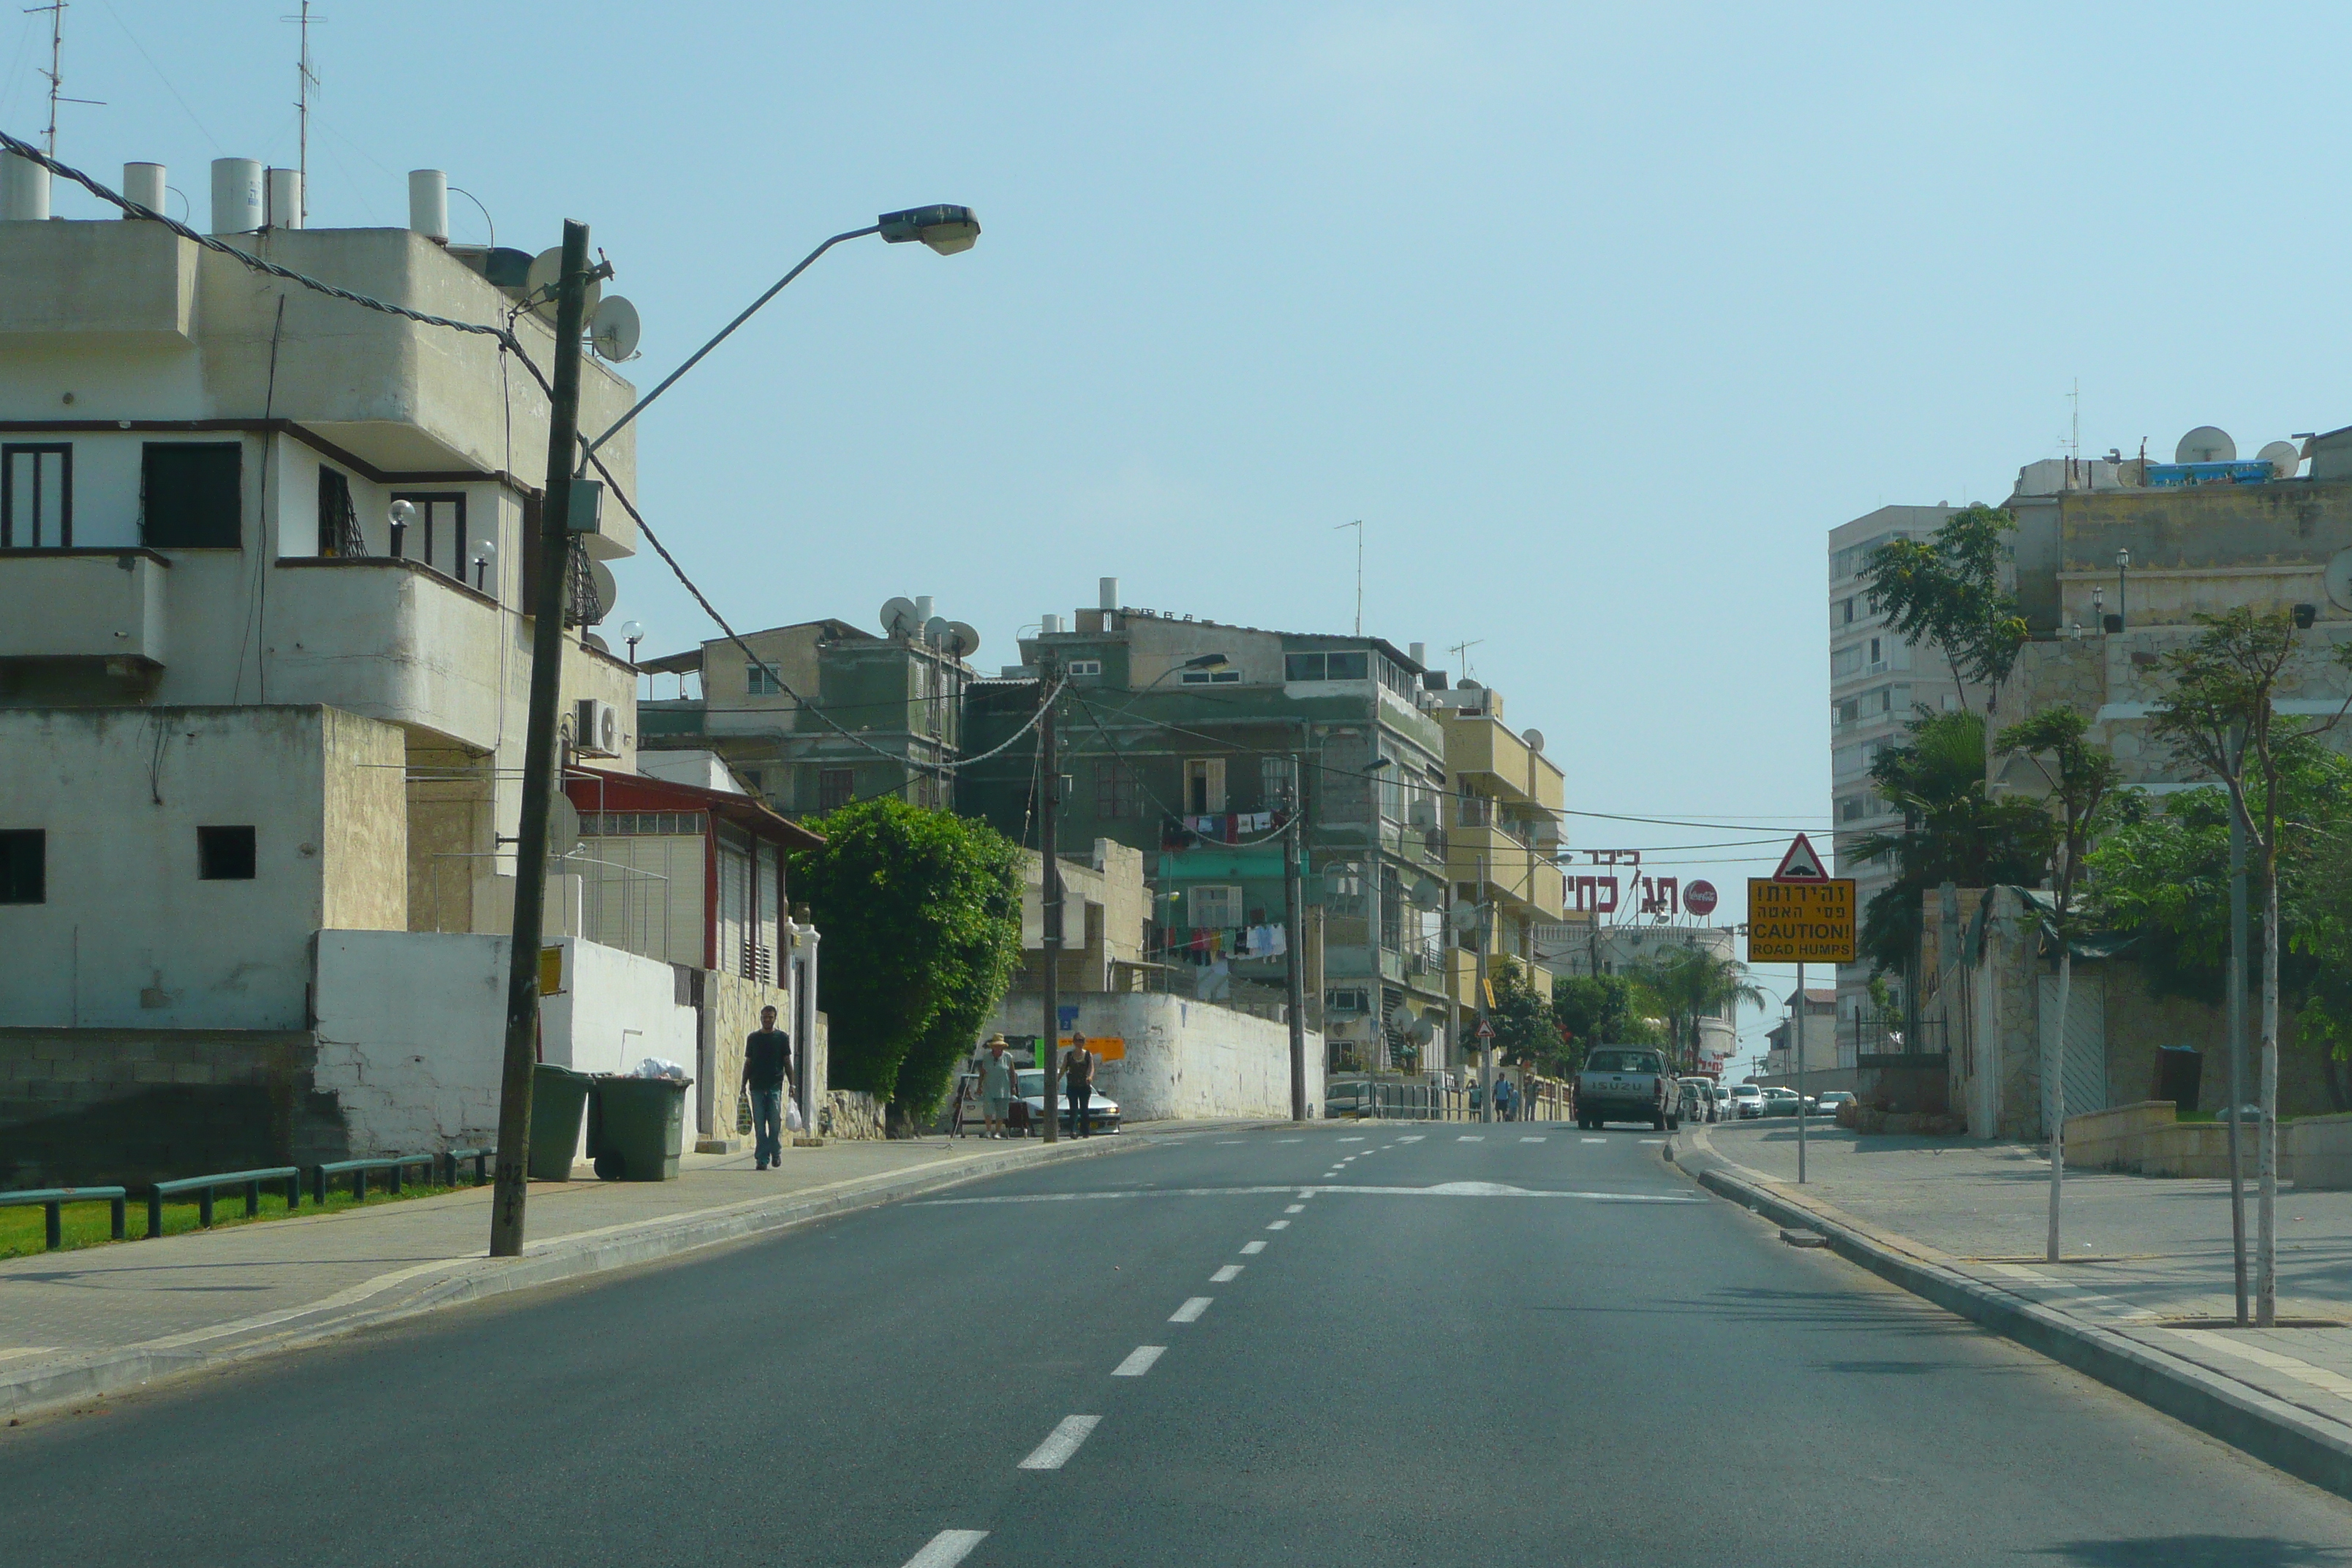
[818,769,855,813]
[0,830,45,903]
[393,491,470,585]
[2,444,71,548]
[317,467,364,557]
[142,443,242,548]
[197,825,257,881]
[1093,759,1134,819]
[1326,650,1368,680]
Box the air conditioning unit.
[574,698,619,757]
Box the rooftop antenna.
[2068,379,2080,465]
[1335,519,1363,635]
[29,1,102,158]
[285,1,320,225]
[1448,638,1484,678]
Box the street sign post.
[1746,834,1854,1186]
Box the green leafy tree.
[2148,608,2352,1323]
[1861,504,2030,712]
[1627,945,1765,1073]
[1549,973,1661,1076]
[1848,709,2051,979]
[791,798,1023,1125]
[1486,964,1557,1072]
[1995,706,2127,1263]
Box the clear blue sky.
[15,2,2349,1067]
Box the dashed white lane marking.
[1640,1139,1665,1145]
[1278,1138,1303,1143]
[1458,1135,1485,1142]
[1170,1296,1213,1323]
[1521,1136,1548,1143]
[1241,1240,1267,1254]
[1285,1203,1305,1213]
[1398,1134,1425,1142]
[1582,1138,1605,1144]
[1019,1414,1101,1470]
[1112,1346,1166,1377]
[1266,1219,1290,1229]
[1338,1137,1368,1142]
[1212,1264,1243,1283]
[903,1529,989,1567]
[1217,1139,1244,1145]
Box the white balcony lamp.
[469,534,498,593]
[621,619,646,666]
[388,498,417,557]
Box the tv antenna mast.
[1449,638,1484,678]
[285,1,322,225]
[29,1,102,157]
[1335,519,1363,635]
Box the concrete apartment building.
[957,581,1465,1071]
[0,157,812,1183]
[636,600,979,816]
[1436,682,1568,1041]
[1825,504,1988,1039]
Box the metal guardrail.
[313,1154,437,1205]
[442,1147,495,1187]
[2,1186,129,1251]
[148,1166,302,1235]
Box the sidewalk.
[0,1120,1257,1422]
[1678,1120,2352,1501]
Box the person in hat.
[976,1033,1020,1139]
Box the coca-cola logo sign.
[1685,880,1719,917]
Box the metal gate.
[2038,971,2107,1125]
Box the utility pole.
[1039,653,1061,1144]
[488,220,591,1258]
[2228,794,2250,1324]
[1795,965,1808,1183]
[1477,853,1493,1124]
[1284,754,1307,1122]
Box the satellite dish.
[548,794,581,858]
[2326,549,2352,612]
[2176,426,2236,464]
[1456,677,1482,690]
[587,558,617,625]
[2258,440,2302,479]
[1409,1016,1436,1046]
[524,246,603,325]
[1385,1003,1413,1032]
[881,597,919,638]
[589,295,640,362]
[1410,876,1444,907]
[922,615,951,647]
[582,633,611,654]
[1448,898,1480,933]
[1523,728,1545,753]
[944,621,981,659]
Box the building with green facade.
[957,592,1467,1071]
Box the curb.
[1667,1138,2352,1504]
[1,1123,1205,1423]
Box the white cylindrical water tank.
[121,162,166,214]
[1041,614,1062,636]
[407,169,447,241]
[1098,576,1119,611]
[913,595,935,624]
[2,152,50,221]
[1409,642,1426,666]
[211,158,264,235]
[267,167,302,230]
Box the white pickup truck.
[1575,1047,1676,1131]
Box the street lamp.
[1143,651,1232,688]
[2117,547,2130,633]
[387,498,415,558]
[621,619,645,666]
[486,204,980,1258]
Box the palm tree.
[1629,946,1766,1073]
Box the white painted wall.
[982,992,1320,1121]
[540,938,698,1077]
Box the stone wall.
[981,992,1319,1121]
[821,1090,886,1140]
[0,1027,348,1189]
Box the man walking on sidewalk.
[744,1006,793,1170]
[1064,1039,1098,1137]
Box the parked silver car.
[1728,1084,1765,1120]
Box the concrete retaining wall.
[984,992,1320,1120]
[2065,1100,2352,1188]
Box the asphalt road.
[5,1123,2351,1567]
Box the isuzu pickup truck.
[1575,1047,1676,1131]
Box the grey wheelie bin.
[528,1063,594,1181]
[587,1074,692,1181]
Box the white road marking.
[1278,1138,1303,1143]
[923,1183,1700,1206]
[1241,1240,1267,1254]
[1266,1219,1290,1229]
[1581,1137,1605,1144]
[1217,1139,1244,1145]
[1112,1345,1166,1376]
[1338,1136,1367,1142]
[1170,1296,1213,1323]
[1212,1264,1243,1282]
[903,1529,989,1567]
[1640,1139,1665,1145]
[1458,1135,1485,1142]
[1521,1137,1548,1143]
[1019,1414,1101,1470]
[1398,1134,1425,1142]
[1285,1203,1305,1213]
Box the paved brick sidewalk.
[0,1121,1254,1416]
[1688,1121,2352,1447]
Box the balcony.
[1443,712,1564,809]
[1446,822,1567,919]
[0,549,167,669]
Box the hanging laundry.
[1262,924,1287,957]
[1240,812,1271,834]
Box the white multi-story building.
[0,155,813,1183]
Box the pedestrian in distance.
[977,1033,1020,1139]
[742,1005,794,1171]
[1064,1038,1098,1138]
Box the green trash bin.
[587,1074,693,1182]
[528,1063,593,1182]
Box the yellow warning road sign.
[1746,878,1856,964]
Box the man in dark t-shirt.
[743,1005,794,1169]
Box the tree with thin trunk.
[1629,945,1766,1075]
[2149,608,2352,1324]
[1996,706,2125,1265]
[1860,505,2031,714]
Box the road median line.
[1668,1138,2352,1504]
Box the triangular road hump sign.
[1773,832,1830,881]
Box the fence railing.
[148,1166,302,1235]
[2,1186,127,1251]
